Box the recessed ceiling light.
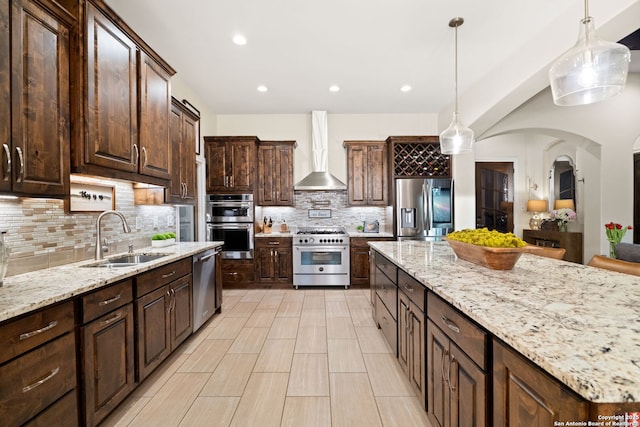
[329,85,340,92]
[232,34,247,45]
[257,85,268,92]
[400,85,412,92]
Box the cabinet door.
[85,2,138,173]
[1,0,10,193]
[427,319,450,427]
[255,246,275,282]
[493,340,588,426]
[181,111,197,200]
[275,144,294,205]
[398,290,410,375]
[350,244,371,286]
[366,144,387,205]
[275,247,292,282]
[229,140,254,191]
[170,275,192,350]
[449,342,487,427]
[347,144,367,205]
[136,285,170,381]
[167,102,183,202]
[257,145,277,205]
[138,51,171,179]
[409,301,426,405]
[10,0,70,196]
[205,140,227,192]
[82,304,135,426]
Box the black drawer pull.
[441,315,460,334]
[19,321,58,340]
[161,271,177,279]
[22,367,60,393]
[99,293,122,306]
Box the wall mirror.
[549,156,576,211]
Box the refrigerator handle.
[423,182,433,234]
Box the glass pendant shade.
[549,17,630,106]
[439,112,474,155]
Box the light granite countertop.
[0,242,222,323]
[368,240,640,404]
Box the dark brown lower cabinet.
[492,339,588,426]
[136,273,192,382]
[221,259,255,288]
[427,319,487,427]
[81,304,135,426]
[255,237,292,285]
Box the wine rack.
[392,142,451,177]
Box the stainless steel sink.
[83,253,171,268]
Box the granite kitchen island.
[369,240,640,424]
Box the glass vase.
[0,231,9,286]
[558,222,568,232]
[610,241,617,259]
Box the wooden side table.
[522,230,583,264]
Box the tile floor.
[102,288,432,427]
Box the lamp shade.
[439,112,475,155]
[554,199,575,210]
[527,200,548,213]
[549,17,630,106]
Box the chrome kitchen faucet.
[95,210,132,260]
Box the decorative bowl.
[445,238,524,270]
[151,238,176,248]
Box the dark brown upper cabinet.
[257,140,296,206]
[166,98,198,204]
[1,0,73,197]
[344,140,388,206]
[205,136,258,194]
[71,0,175,186]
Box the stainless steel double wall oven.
[206,194,254,259]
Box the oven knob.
[319,267,324,272]
[309,237,315,243]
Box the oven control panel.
[295,237,348,245]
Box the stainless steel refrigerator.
[395,178,454,240]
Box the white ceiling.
[104,0,637,116]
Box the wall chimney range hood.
[294,111,347,191]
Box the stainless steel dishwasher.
[192,247,222,331]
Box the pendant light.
[549,0,630,106]
[440,17,474,155]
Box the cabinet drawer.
[0,332,76,426]
[398,270,425,311]
[375,267,397,320]
[81,279,133,324]
[136,258,191,297]
[375,253,397,284]
[222,259,254,284]
[23,389,78,427]
[255,237,292,248]
[0,301,74,365]
[427,293,487,370]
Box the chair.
[523,245,566,260]
[587,255,640,276]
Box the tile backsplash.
[256,191,393,233]
[0,177,175,277]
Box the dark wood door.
[493,340,588,426]
[427,319,450,427]
[10,0,70,196]
[409,301,426,405]
[229,140,254,192]
[205,139,227,192]
[350,245,371,286]
[274,247,292,283]
[398,290,410,375]
[170,275,192,349]
[475,162,514,233]
[138,51,171,180]
[181,109,197,200]
[0,0,10,193]
[634,153,640,243]
[257,145,277,205]
[449,342,487,427]
[346,142,388,206]
[255,246,276,282]
[135,285,170,381]
[367,144,387,205]
[347,143,367,205]
[85,2,138,173]
[275,144,294,205]
[82,303,135,426]
[167,101,183,202]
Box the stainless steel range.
[293,227,350,289]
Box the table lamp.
[527,200,548,230]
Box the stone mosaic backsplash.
[255,190,392,233]
[0,177,175,277]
